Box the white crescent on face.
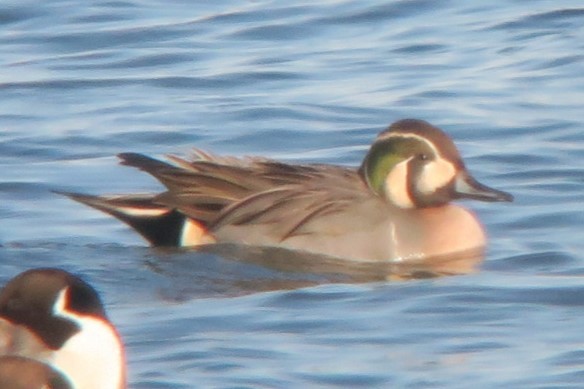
[384,157,415,209]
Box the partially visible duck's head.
[359,119,513,209]
[0,268,125,389]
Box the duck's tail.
[55,191,204,247]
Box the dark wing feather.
[119,151,364,232]
[210,179,361,241]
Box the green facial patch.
[362,137,432,196]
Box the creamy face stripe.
[376,132,443,158]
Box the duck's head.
[359,119,513,209]
[0,268,125,389]
[0,268,107,350]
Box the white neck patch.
[51,288,124,389]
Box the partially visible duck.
[0,268,125,389]
[0,355,72,389]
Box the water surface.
[1,0,583,387]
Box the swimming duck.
[60,119,512,262]
[0,268,125,389]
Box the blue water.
[1,0,583,387]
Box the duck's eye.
[417,153,429,161]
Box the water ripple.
[0,0,582,387]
